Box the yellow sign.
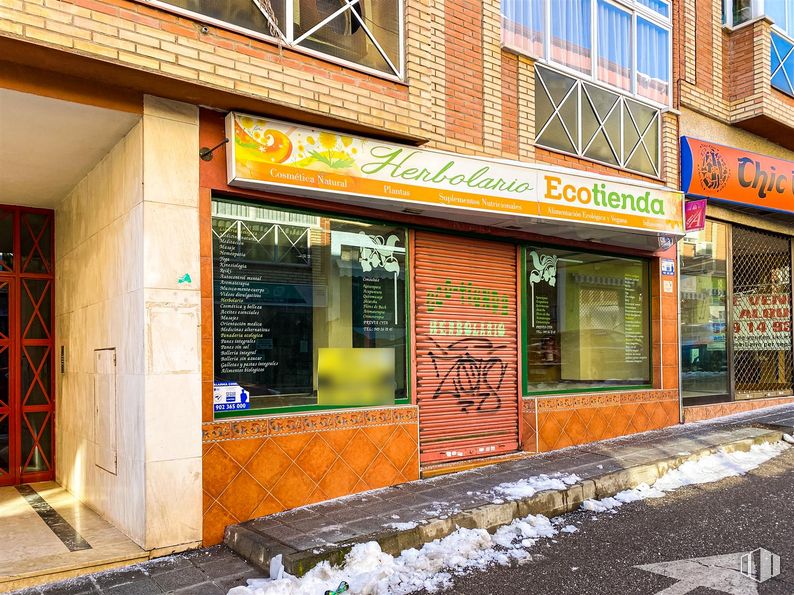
[226,112,684,236]
[317,348,395,407]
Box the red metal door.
[0,206,55,486]
[414,231,520,464]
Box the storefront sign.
[681,137,794,214]
[227,113,685,237]
[733,294,792,351]
[684,199,707,231]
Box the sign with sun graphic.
[227,112,685,237]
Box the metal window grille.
[732,226,793,398]
[142,0,404,78]
[535,65,661,177]
[771,29,794,97]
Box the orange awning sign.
[681,137,794,215]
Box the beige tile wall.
[55,119,147,545]
[55,96,203,551]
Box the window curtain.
[636,17,669,103]
[597,0,631,91]
[551,0,592,74]
[502,0,544,57]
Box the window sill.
[524,385,654,397]
[213,401,413,420]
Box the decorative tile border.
[683,395,794,423]
[529,390,677,413]
[202,405,419,443]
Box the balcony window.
[502,0,672,106]
[141,0,403,78]
[535,64,661,176]
[771,29,794,96]
[765,1,794,36]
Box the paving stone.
[105,577,164,595]
[150,566,208,591]
[39,580,99,595]
[196,555,259,580]
[212,569,265,592]
[93,568,150,591]
[171,582,226,595]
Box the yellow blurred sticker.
[317,348,395,407]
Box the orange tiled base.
[521,399,537,452]
[202,406,419,545]
[683,395,794,423]
[527,390,679,452]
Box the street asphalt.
[422,445,794,595]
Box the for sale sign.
[733,294,792,351]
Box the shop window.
[523,246,651,393]
[503,0,671,105]
[680,221,730,401]
[732,226,793,399]
[535,65,661,176]
[143,0,403,78]
[211,198,408,416]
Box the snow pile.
[490,472,580,501]
[227,440,789,595]
[582,441,789,513]
[229,516,559,595]
[386,521,418,531]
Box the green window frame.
[520,245,653,396]
[211,196,411,419]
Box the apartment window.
[211,199,408,416]
[143,0,403,78]
[503,0,672,105]
[767,1,794,35]
[534,64,661,176]
[524,246,651,393]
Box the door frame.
[0,205,55,487]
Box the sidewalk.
[11,403,794,595]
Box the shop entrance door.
[0,206,55,487]
[731,226,793,399]
[413,231,520,464]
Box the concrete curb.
[225,429,785,577]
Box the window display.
[680,220,729,400]
[524,246,651,392]
[211,198,407,415]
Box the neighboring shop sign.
[414,232,519,464]
[226,113,685,236]
[733,294,792,351]
[681,137,794,214]
[684,199,707,232]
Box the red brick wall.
[445,0,484,144]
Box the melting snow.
[582,441,789,513]
[227,441,788,595]
[489,473,580,501]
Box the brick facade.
[680,0,794,147]
[2,0,693,548]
